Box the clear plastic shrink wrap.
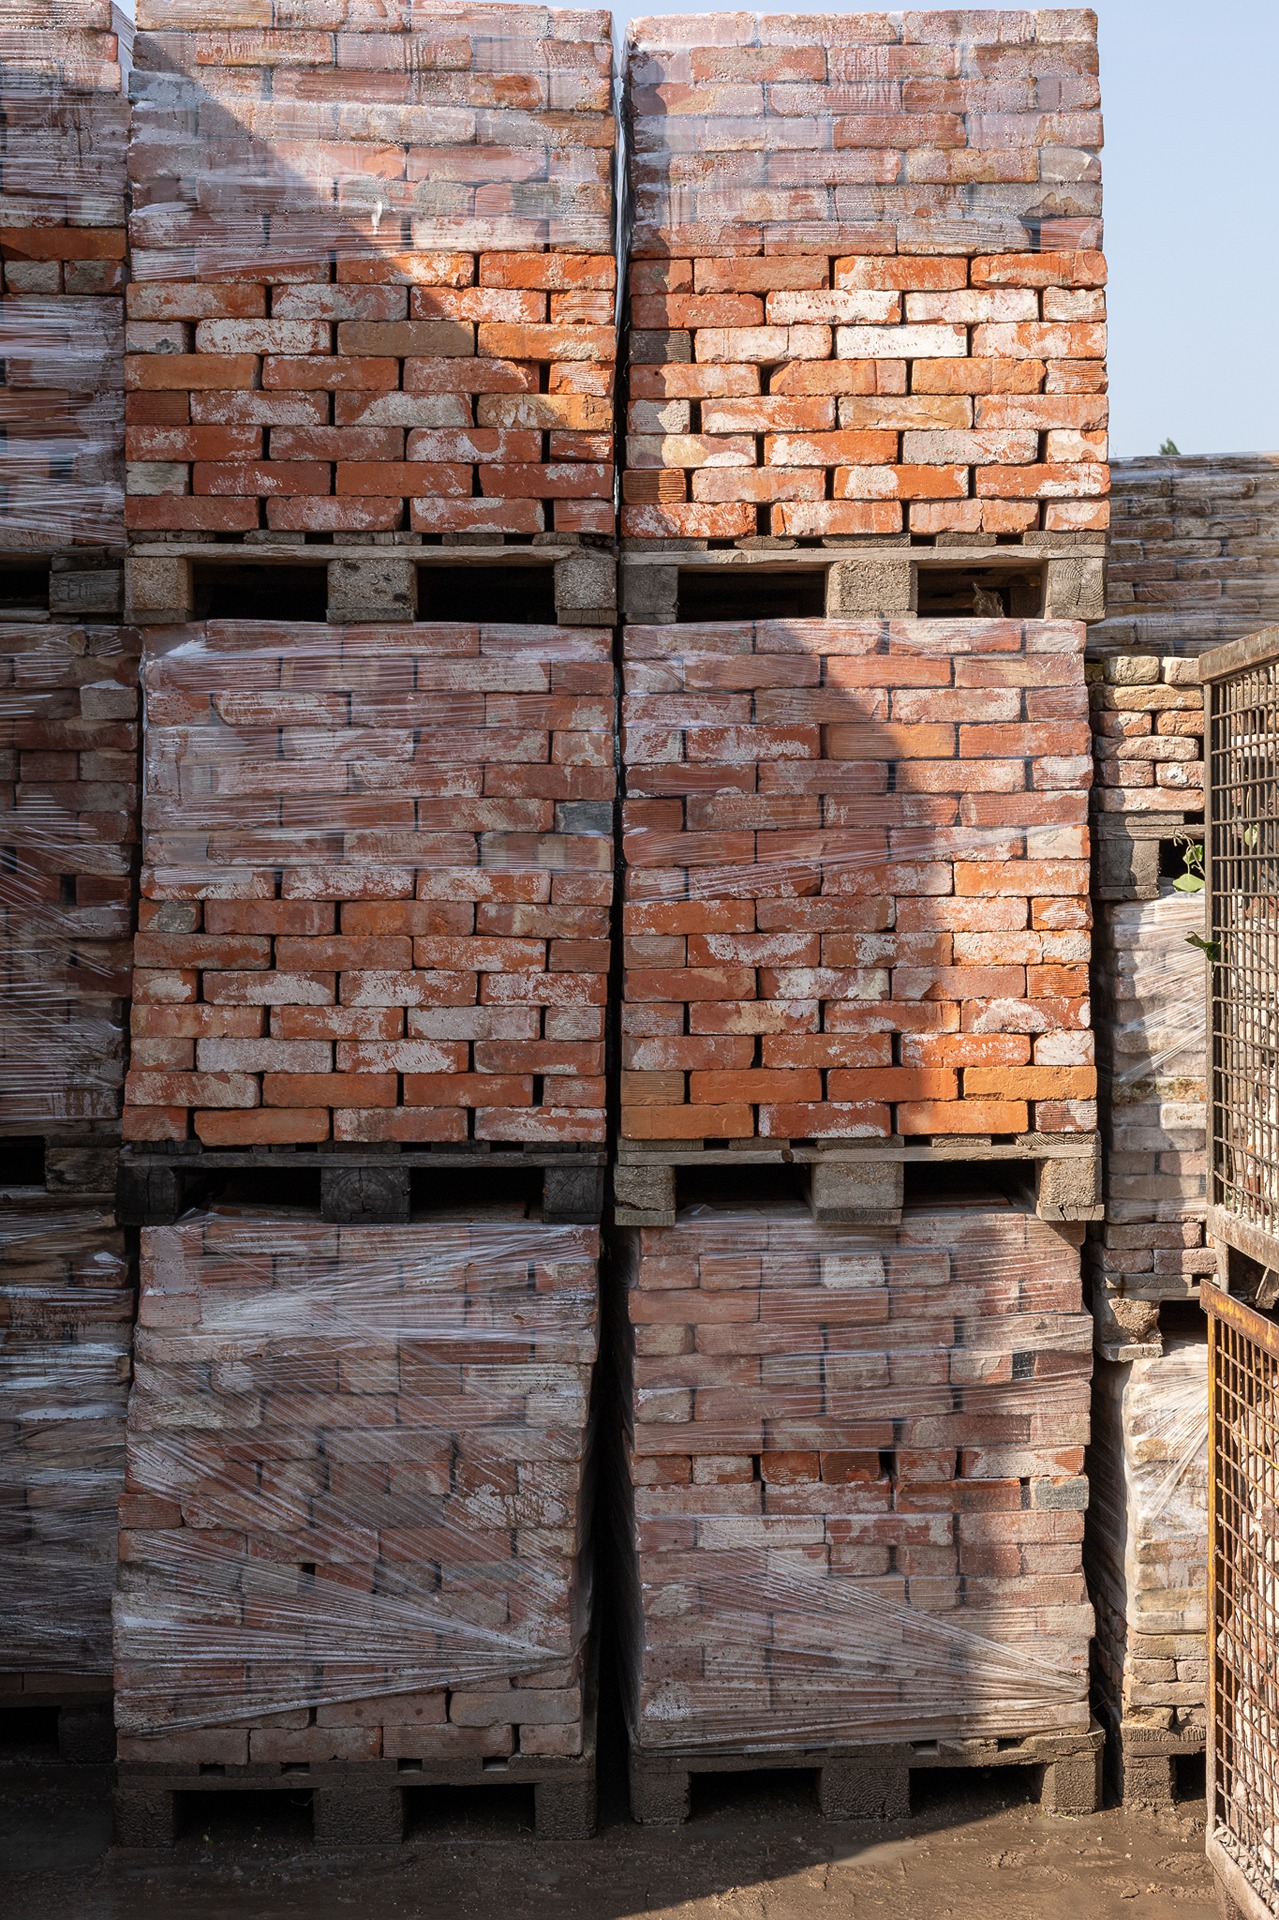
[114,1208,598,1761]
[1094,452,1279,656]
[622,10,1106,543]
[0,1,128,546]
[123,620,614,1147]
[0,622,140,1129]
[611,1196,1094,1751]
[124,4,618,536]
[620,615,1095,1145]
[1086,1337,1208,1739]
[0,1205,132,1681]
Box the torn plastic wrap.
[621,11,1107,542]
[123,620,614,1147]
[620,615,1096,1146]
[610,1196,1094,1752]
[114,1208,599,1762]
[1086,1336,1208,1740]
[0,3,128,547]
[0,1204,133,1681]
[1094,452,1279,657]
[0,622,139,1131]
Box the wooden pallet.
[0,1674,114,1764]
[1106,1720,1206,1810]
[1,1126,120,1201]
[114,1733,597,1847]
[123,538,615,627]
[118,1141,607,1227]
[619,539,1104,625]
[1091,807,1204,903]
[628,1722,1105,1825]
[614,1132,1102,1227]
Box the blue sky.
[612,0,1279,458]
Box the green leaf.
[1186,934,1221,962]
[1172,873,1205,893]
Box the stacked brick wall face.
[0,1204,132,1688]
[114,1211,598,1764]
[122,621,614,1146]
[0,622,139,1129]
[623,11,1106,543]
[1087,1341,1208,1742]
[621,615,1094,1143]
[125,4,617,537]
[1096,452,1279,654]
[0,1,128,547]
[615,1199,1093,1750]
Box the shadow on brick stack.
[610,1193,1102,1821]
[112,1208,600,1843]
[122,1,618,634]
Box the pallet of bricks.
[611,8,1108,1818]
[109,0,616,1839]
[1084,463,1221,1805]
[0,0,135,1761]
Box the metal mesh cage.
[1206,633,1279,1271]
[1208,1282,1279,1918]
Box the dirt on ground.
[0,1734,1219,1920]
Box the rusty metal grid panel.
[1207,1281,1279,1918]
[1205,635,1279,1272]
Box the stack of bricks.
[0,0,128,549]
[620,615,1095,1145]
[1088,653,1204,904]
[122,620,614,1146]
[0,621,140,1135]
[1095,451,1279,655]
[1086,1339,1208,1797]
[615,1198,1094,1750]
[124,2,617,539]
[623,10,1107,544]
[114,1209,598,1765]
[0,1203,132,1706]
[1087,891,1210,1362]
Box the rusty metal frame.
[1200,628,1279,1277]
[1205,1279,1279,1917]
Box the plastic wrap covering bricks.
[1088,654,1203,903]
[612,1195,1094,1765]
[113,1209,598,1767]
[620,615,1095,1146]
[1088,890,1211,1362]
[1086,1337,1208,1806]
[123,620,613,1148]
[0,1203,132,1692]
[0,622,139,1132]
[1095,451,1279,657]
[0,3,128,548]
[124,3,617,537]
[622,11,1106,543]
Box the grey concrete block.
[327,555,416,623]
[825,558,915,617]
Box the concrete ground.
[0,1725,1219,1920]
